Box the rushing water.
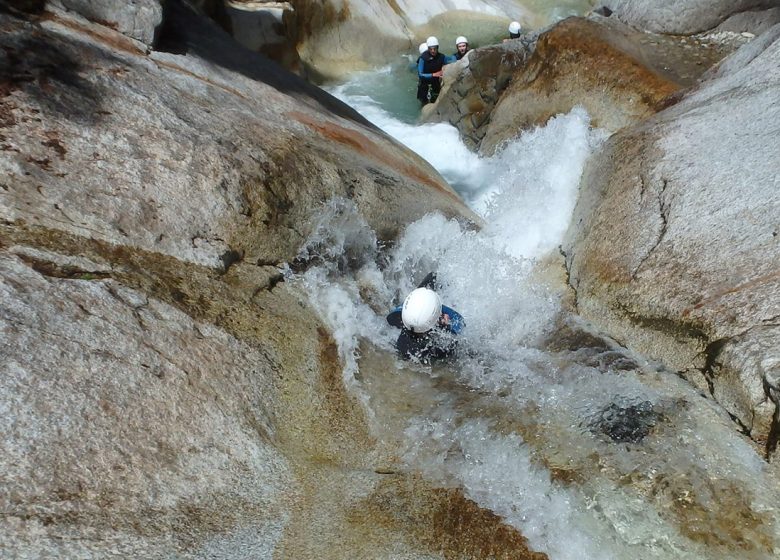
[293,69,780,559]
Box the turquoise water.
[324,1,597,124]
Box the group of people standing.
[415,21,522,106]
[415,35,469,105]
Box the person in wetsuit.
[504,21,522,42]
[386,273,464,364]
[453,36,470,60]
[416,36,456,105]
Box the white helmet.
[455,36,468,46]
[401,288,442,333]
[418,42,428,54]
[426,36,439,48]
[508,21,521,34]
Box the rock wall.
[563,24,780,455]
[479,17,688,154]
[280,0,527,80]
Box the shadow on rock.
[155,0,374,130]
[0,33,103,126]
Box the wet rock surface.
[589,400,663,443]
[427,15,743,155]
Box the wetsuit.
[453,49,468,61]
[417,51,455,105]
[386,273,464,364]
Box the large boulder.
[714,6,780,35]
[563,25,780,454]
[606,0,780,35]
[47,0,163,46]
[476,16,732,155]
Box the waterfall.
[293,74,780,560]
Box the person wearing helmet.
[386,272,464,363]
[416,36,455,105]
[410,42,428,72]
[504,21,522,42]
[453,36,469,60]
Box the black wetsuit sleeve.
[417,272,437,290]
[386,309,404,328]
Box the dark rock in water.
[590,401,662,443]
[593,6,613,17]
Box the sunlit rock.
[47,0,164,46]
[713,6,780,35]
[605,0,780,35]
[563,24,780,455]
[477,16,727,155]
[1,1,475,272]
[279,0,527,80]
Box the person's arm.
[443,54,457,64]
[441,305,464,334]
[418,58,432,79]
[386,306,404,328]
[417,272,437,289]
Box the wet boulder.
[563,25,780,454]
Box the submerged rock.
[563,24,780,455]
[589,400,663,442]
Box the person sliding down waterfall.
[386,273,464,364]
[416,36,456,105]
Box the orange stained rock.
[288,110,463,203]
